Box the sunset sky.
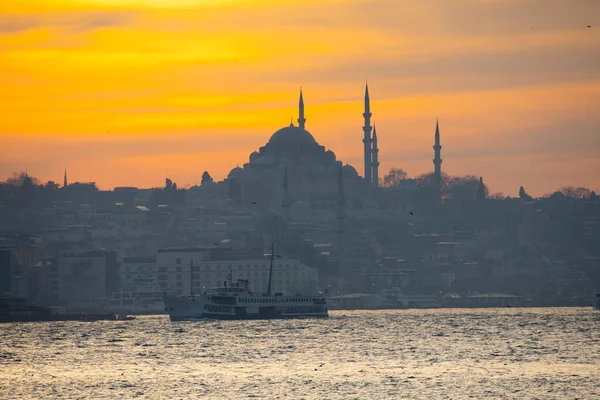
[1,0,599,196]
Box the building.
[195,250,319,296]
[224,87,380,211]
[116,247,319,297]
[56,249,118,310]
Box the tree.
[559,186,593,200]
[155,177,185,205]
[45,181,60,191]
[382,167,407,187]
[201,171,213,184]
[519,186,533,201]
[489,192,505,200]
[476,177,487,202]
[445,175,481,202]
[5,171,40,187]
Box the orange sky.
[1,0,599,196]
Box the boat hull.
[164,294,328,321]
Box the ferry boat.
[163,244,328,321]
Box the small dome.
[228,167,244,180]
[253,155,276,165]
[268,125,317,147]
[249,152,260,163]
[342,164,358,178]
[201,180,217,187]
[199,180,218,191]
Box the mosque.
[223,85,381,213]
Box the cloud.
[0,11,136,34]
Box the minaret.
[297,88,306,130]
[433,119,442,195]
[336,165,346,275]
[372,124,379,187]
[63,169,68,188]
[363,83,373,184]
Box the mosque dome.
[200,180,218,188]
[228,166,244,180]
[268,124,317,147]
[325,150,336,162]
[249,151,260,163]
[342,164,359,178]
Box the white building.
[118,247,319,297]
[197,256,319,296]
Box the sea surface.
[1,308,599,399]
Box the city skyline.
[1,0,599,196]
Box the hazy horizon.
[2,0,599,196]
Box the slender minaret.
[336,165,346,275]
[433,119,442,195]
[372,124,379,187]
[363,83,373,184]
[297,88,306,130]
[63,169,68,188]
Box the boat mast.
[267,241,275,296]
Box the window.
[176,258,182,265]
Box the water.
[1,308,598,399]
